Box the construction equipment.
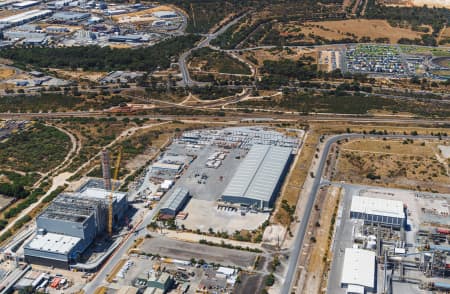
[108,147,122,237]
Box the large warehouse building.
[341,248,376,293]
[24,188,128,268]
[221,144,292,210]
[0,9,52,27]
[350,196,405,228]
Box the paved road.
[281,133,441,294]
[178,13,248,86]
[83,180,169,292]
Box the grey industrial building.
[108,34,148,43]
[221,144,292,209]
[24,187,128,268]
[350,196,405,229]
[51,11,90,22]
[159,187,189,217]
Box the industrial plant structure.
[340,248,376,293]
[24,187,128,268]
[221,144,292,209]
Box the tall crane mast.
[108,147,122,238]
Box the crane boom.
[108,147,122,237]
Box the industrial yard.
[328,184,450,294]
[0,124,303,293]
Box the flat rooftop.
[350,196,404,219]
[39,194,99,223]
[26,232,81,255]
[78,187,127,202]
[162,187,189,212]
[222,144,292,202]
[341,248,375,289]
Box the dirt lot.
[0,195,13,211]
[139,237,257,268]
[51,69,106,82]
[335,138,450,193]
[112,5,180,23]
[292,19,424,43]
[440,27,450,43]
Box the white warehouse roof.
[341,248,375,289]
[79,187,127,202]
[350,196,404,219]
[27,232,81,254]
[153,10,177,18]
[0,9,52,25]
[222,144,292,202]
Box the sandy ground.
[439,145,450,159]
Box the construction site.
[328,184,450,294]
[0,147,132,293]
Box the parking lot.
[179,198,269,233]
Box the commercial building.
[350,196,405,228]
[108,34,148,43]
[0,9,52,27]
[221,144,292,209]
[24,188,128,268]
[12,0,40,9]
[0,0,19,9]
[51,11,90,22]
[340,248,376,293]
[159,187,189,217]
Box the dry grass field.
[242,47,317,67]
[302,186,341,294]
[335,139,450,193]
[0,67,15,79]
[273,130,319,226]
[282,19,424,43]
